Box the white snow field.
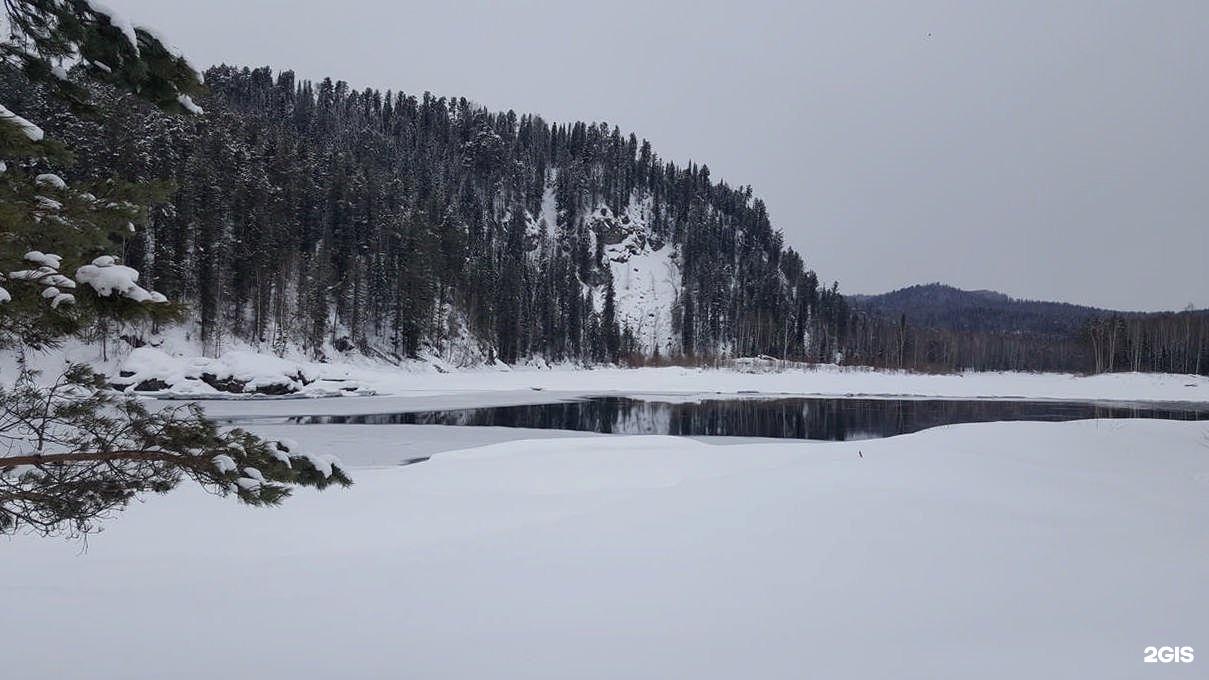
[3,419,1207,679]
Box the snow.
[1,419,1206,679]
[8,265,75,290]
[0,102,44,141]
[6,322,1207,407]
[607,242,681,354]
[266,446,290,466]
[0,286,9,303]
[136,24,185,59]
[35,195,62,210]
[35,173,67,189]
[587,196,682,355]
[243,423,605,468]
[23,251,63,268]
[74,256,167,302]
[537,178,559,235]
[4,464,46,480]
[3,253,79,309]
[211,454,236,474]
[176,94,204,115]
[113,347,351,397]
[86,1,140,56]
[301,452,338,478]
[161,362,1208,413]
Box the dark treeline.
[850,285,1209,375]
[844,312,1087,372]
[1,64,848,365]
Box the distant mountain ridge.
[849,283,1114,336]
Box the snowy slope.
[586,196,682,355]
[3,419,1206,679]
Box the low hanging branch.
[0,365,351,537]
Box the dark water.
[264,397,1209,441]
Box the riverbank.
[9,340,1205,405]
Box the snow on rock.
[75,256,167,302]
[113,347,352,397]
[0,103,44,141]
[586,196,681,355]
[0,286,9,303]
[113,347,205,394]
[523,176,560,244]
[515,177,682,356]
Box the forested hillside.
[3,64,1201,376]
[0,65,848,365]
[846,284,1209,375]
[850,283,1107,335]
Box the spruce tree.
[0,1,351,537]
[602,273,620,363]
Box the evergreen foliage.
[1,64,847,363]
[0,364,350,537]
[0,2,350,537]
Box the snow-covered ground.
[8,333,1208,405]
[2,419,1206,679]
[6,332,1207,676]
[21,343,1209,404]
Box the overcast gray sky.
[108,0,1207,311]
